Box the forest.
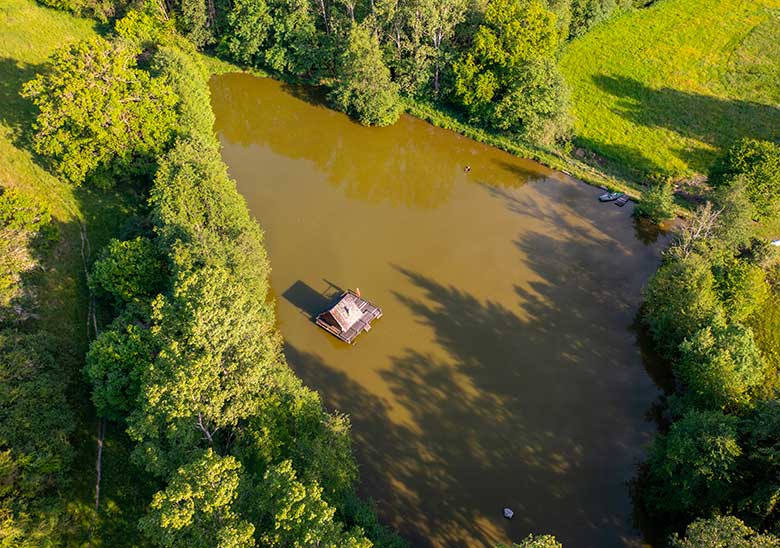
[1,0,779,546]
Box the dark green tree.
[153,46,217,139]
[645,409,741,516]
[739,401,780,525]
[452,0,570,142]
[90,237,164,305]
[177,0,215,48]
[263,0,320,75]
[0,331,73,546]
[84,310,154,421]
[330,23,402,126]
[257,460,371,548]
[642,253,724,357]
[221,0,272,64]
[676,322,764,411]
[712,258,769,323]
[139,449,255,547]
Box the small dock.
[615,195,630,207]
[315,290,383,344]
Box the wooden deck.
[315,290,383,344]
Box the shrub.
[634,183,675,223]
[710,139,780,220]
[90,237,164,305]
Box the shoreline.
[202,56,651,204]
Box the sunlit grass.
[560,0,780,182]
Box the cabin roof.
[328,292,366,331]
[316,290,383,343]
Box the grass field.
[560,0,780,183]
[0,1,153,545]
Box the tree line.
[38,0,652,144]
[636,138,780,547]
[20,14,405,547]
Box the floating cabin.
[315,290,383,344]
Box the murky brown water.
[211,72,666,548]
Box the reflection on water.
[209,74,551,209]
[211,72,667,548]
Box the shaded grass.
[560,0,780,182]
[0,0,151,545]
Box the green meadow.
[560,0,780,182]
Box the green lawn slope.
[560,0,780,183]
[0,1,150,545]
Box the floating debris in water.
[503,508,514,519]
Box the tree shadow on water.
[381,240,661,546]
[280,176,667,547]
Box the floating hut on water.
[315,290,382,344]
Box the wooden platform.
[315,290,383,344]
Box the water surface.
[211,72,665,548]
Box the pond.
[210,72,666,548]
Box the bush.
[0,187,55,314]
[90,237,164,305]
[634,183,675,223]
[0,187,51,233]
[710,139,780,220]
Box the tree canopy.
[22,37,177,186]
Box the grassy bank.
[404,97,646,198]
[0,0,149,544]
[560,0,780,183]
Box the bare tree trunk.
[317,0,330,33]
[155,0,169,20]
[432,31,442,94]
[206,0,218,32]
[196,412,215,445]
[94,419,106,511]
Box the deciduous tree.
[22,37,177,186]
[139,449,255,547]
[670,515,780,548]
[330,23,402,126]
[645,409,741,516]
